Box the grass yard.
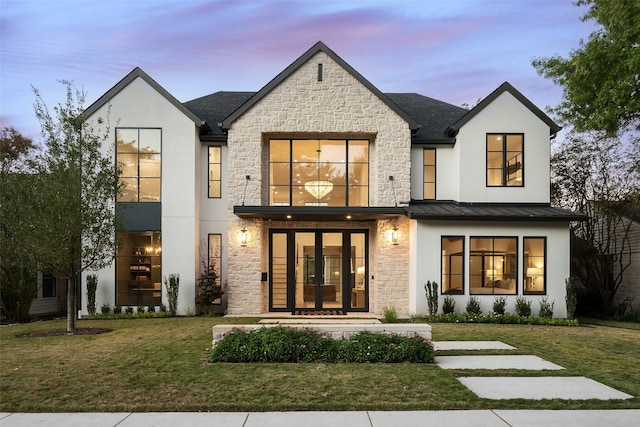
[0,317,638,412]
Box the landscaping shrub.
[113,305,122,314]
[86,274,98,316]
[442,296,456,314]
[125,306,134,314]
[424,280,439,315]
[147,305,156,313]
[515,296,532,317]
[465,296,481,315]
[137,305,146,314]
[210,327,434,363]
[382,307,398,323]
[159,304,168,313]
[416,312,578,326]
[164,274,180,316]
[100,303,110,314]
[492,296,506,315]
[538,297,555,318]
[565,277,577,320]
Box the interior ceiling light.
[305,180,333,199]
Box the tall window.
[269,139,369,207]
[116,231,162,306]
[441,236,464,294]
[470,237,517,295]
[116,128,161,202]
[208,234,222,304]
[208,146,221,198]
[524,237,546,294]
[487,134,523,187]
[423,148,436,200]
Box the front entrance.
[269,230,368,312]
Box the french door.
[269,230,368,312]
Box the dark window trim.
[441,235,465,295]
[268,138,370,207]
[523,236,547,296]
[486,133,524,188]
[423,148,436,200]
[115,127,162,203]
[469,236,519,296]
[208,146,222,199]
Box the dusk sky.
[1,0,596,140]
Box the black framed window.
[423,148,436,200]
[487,133,523,187]
[115,231,162,306]
[208,146,221,198]
[269,139,369,207]
[524,237,546,294]
[470,237,517,295]
[116,128,161,202]
[441,236,464,294]
[42,273,56,298]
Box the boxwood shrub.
[210,327,434,363]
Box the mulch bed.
[17,328,113,338]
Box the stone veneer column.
[373,217,411,316]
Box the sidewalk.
[2,410,640,427]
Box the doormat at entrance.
[293,310,346,316]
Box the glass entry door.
[269,230,368,312]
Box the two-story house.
[83,41,583,318]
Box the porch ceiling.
[233,205,405,221]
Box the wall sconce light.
[238,228,250,247]
[387,225,399,245]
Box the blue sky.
[1,0,595,139]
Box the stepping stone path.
[432,341,633,401]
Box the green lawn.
[0,317,638,412]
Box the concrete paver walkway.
[435,355,564,370]
[459,376,634,400]
[433,341,517,351]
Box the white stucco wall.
[409,220,571,318]
[456,91,551,203]
[83,76,199,315]
[410,145,458,201]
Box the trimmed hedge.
[210,327,434,363]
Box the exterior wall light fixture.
[238,228,250,247]
[387,225,399,245]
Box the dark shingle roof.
[183,91,254,137]
[386,93,467,141]
[182,91,467,141]
[407,201,587,221]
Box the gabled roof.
[184,92,254,137]
[83,67,203,126]
[219,41,419,131]
[445,82,561,138]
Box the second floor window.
[116,128,161,202]
[423,148,436,200]
[269,139,369,207]
[208,146,221,198]
[487,133,523,187]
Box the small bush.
[159,304,168,313]
[424,280,439,315]
[113,305,122,314]
[465,296,482,315]
[415,312,578,326]
[382,307,398,323]
[137,305,146,314]
[492,297,506,315]
[100,303,110,314]
[539,297,555,318]
[442,296,456,314]
[147,305,156,313]
[86,274,98,316]
[164,274,180,316]
[565,277,577,320]
[515,297,532,317]
[210,327,434,363]
[125,306,134,314]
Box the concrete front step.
[435,355,564,370]
[212,323,432,346]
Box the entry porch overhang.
[233,205,405,221]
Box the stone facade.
[226,51,412,315]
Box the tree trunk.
[67,275,76,333]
